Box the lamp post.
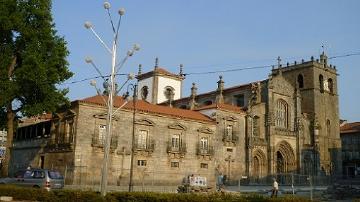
[127,83,138,192]
[84,2,139,196]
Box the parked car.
[0,168,64,191]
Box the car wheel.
[33,185,40,188]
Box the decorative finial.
[138,64,142,75]
[216,75,224,104]
[294,61,297,65]
[179,64,183,76]
[277,56,281,67]
[191,83,197,97]
[190,83,198,110]
[155,57,159,69]
[311,56,314,61]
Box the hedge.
[0,185,314,202]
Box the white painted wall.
[157,77,182,104]
[137,77,153,103]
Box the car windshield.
[48,171,63,179]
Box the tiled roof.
[137,67,183,80]
[340,122,360,134]
[79,95,214,123]
[195,103,245,113]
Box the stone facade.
[10,53,342,186]
[172,53,342,178]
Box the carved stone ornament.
[197,127,214,134]
[168,123,187,130]
[135,118,155,126]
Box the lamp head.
[85,57,92,63]
[123,91,130,101]
[133,43,140,51]
[84,21,92,29]
[127,73,135,80]
[90,80,97,87]
[127,50,134,56]
[103,2,111,9]
[118,8,125,16]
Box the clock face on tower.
[141,86,149,100]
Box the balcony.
[134,139,155,153]
[166,142,186,155]
[91,136,118,150]
[196,144,214,156]
[222,134,239,144]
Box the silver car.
[0,168,64,190]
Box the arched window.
[164,86,175,100]
[275,99,288,128]
[328,78,333,93]
[204,100,213,106]
[319,74,324,92]
[326,119,331,137]
[297,74,304,88]
[253,116,260,136]
[141,86,149,100]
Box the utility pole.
[129,84,138,192]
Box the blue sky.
[52,0,360,122]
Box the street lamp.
[126,83,138,192]
[84,1,140,196]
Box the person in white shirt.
[271,178,279,197]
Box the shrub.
[0,185,313,202]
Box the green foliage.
[0,0,73,117]
[0,185,314,202]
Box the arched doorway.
[276,151,285,173]
[275,141,296,184]
[252,149,267,183]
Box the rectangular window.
[171,162,179,168]
[227,148,233,152]
[138,130,148,149]
[137,160,147,166]
[200,163,208,169]
[234,94,245,107]
[171,134,180,149]
[200,137,208,150]
[99,125,106,144]
[226,125,233,139]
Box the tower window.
[297,74,304,88]
[328,78,333,93]
[164,86,175,100]
[319,74,324,92]
[141,86,149,100]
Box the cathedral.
[11,53,341,187]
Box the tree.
[0,0,73,176]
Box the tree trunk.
[2,56,16,177]
[2,104,14,177]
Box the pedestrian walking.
[271,178,279,198]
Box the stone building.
[340,122,360,177]
[171,53,342,178]
[11,53,342,186]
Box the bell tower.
[136,58,185,104]
[279,52,341,176]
